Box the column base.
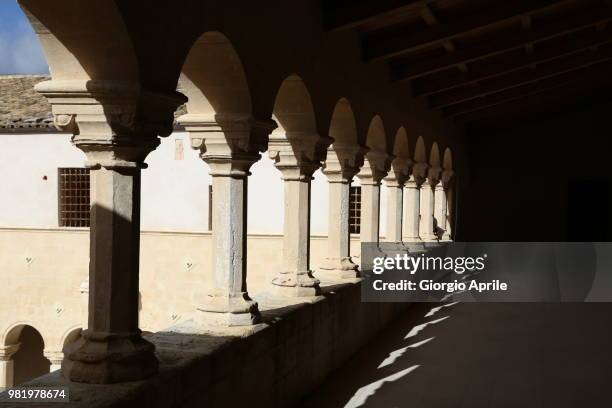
[62,329,158,384]
[317,257,360,279]
[272,271,321,297]
[197,292,261,326]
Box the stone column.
[441,169,455,241]
[402,163,428,243]
[434,182,446,239]
[384,177,404,242]
[44,350,64,372]
[270,131,332,296]
[383,157,411,243]
[419,166,442,241]
[0,344,19,388]
[357,151,393,244]
[318,144,366,280]
[180,113,276,325]
[36,80,185,384]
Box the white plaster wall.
[141,131,210,232]
[0,133,85,228]
[0,131,349,235]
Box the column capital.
[35,79,187,170]
[268,130,333,181]
[411,162,429,187]
[441,169,455,189]
[358,149,394,185]
[0,344,20,361]
[386,156,413,186]
[428,166,443,186]
[179,112,277,177]
[43,350,64,364]
[322,143,369,183]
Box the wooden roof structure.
[322,0,612,127]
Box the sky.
[0,0,49,74]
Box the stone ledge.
[0,281,408,408]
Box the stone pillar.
[434,183,446,239]
[441,169,455,241]
[357,151,393,244]
[179,113,276,325]
[36,79,185,384]
[44,350,64,372]
[383,157,411,243]
[402,163,428,243]
[419,166,441,241]
[318,144,366,280]
[384,177,404,242]
[0,344,19,388]
[269,131,332,296]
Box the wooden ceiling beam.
[428,46,612,107]
[441,63,612,117]
[322,0,423,32]
[417,28,612,96]
[391,8,612,80]
[362,0,568,61]
[455,77,612,125]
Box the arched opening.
[7,325,49,385]
[414,136,427,165]
[429,141,441,170]
[62,328,82,348]
[385,127,411,242]
[328,98,361,246]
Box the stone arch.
[2,322,39,347]
[365,115,387,153]
[414,136,427,164]
[392,127,410,159]
[4,324,49,385]
[429,142,441,168]
[443,147,453,171]
[180,31,252,117]
[61,327,82,349]
[18,0,139,80]
[328,98,358,145]
[390,127,411,180]
[272,74,317,136]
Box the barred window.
[349,186,361,234]
[58,168,90,227]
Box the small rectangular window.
[349,186,361,234]
[58,168,90,227]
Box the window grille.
[58,168,90,227]
[349,186,361,234]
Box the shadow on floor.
[300,302,612,408]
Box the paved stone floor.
[301,302,612,408]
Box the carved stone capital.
[323,143,369,183]
[35,80,187,170]
[411,162,430,187]
[428,166,443,186]
[386,156,413,187]
[358,149,394,185]
[441,169,455,189]
[178,113,277,177]
[43,350,64,365]
[0,344,20,360]
[268,130,332,181]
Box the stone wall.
[0,228,362,353]
[6,281,407,408]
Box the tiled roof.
[0,75,188,131]
[0,75,53,130]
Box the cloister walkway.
[301,302,612,408]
